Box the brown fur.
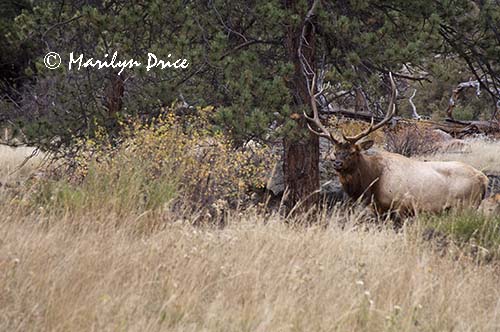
[330,143,489,216]
[305,72,487,216]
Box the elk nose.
[333,160,343,170]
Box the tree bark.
[282,0,320,213]
[104,74,124,117]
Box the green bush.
[452,106,475,121]
[420,210,500,261]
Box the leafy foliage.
[1,0,498,153]
[28,107,275,217]
[422,210,500,262]
[0,0,34,95]
[1,0,500,210]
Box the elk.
[304,73,489,216]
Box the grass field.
[420,139,500,175]
[0,145,42,184]
[1,145,500,331]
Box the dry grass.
[2,146,500,331]
[0,145,43,184]
[420,139,500,175]
[2,210,500,332]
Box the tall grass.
[2,128,500,331]
[2,206,500,331]
[30,155,179,217]
[420,139,500,174]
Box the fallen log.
[443,118,500,136]
[324,109,500,138]
[325,109,388,123]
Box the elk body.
[305,73,488,215]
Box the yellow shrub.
[38,107,276,216]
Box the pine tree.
[2,0,500,210]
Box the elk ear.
[358,140,374,151]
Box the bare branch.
[303,72,338,143]
[392,72,431,82]
[343,73,397,143]
[41,14,83,49]
[446,79,499,119]
[408,89,421,120]
[219,39,279,60]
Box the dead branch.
[445,79,500,121]
[408,89,421,120]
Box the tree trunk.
[104,74,124,117]
[282,0,320,213]
[283,134,320,212]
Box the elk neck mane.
[337,151,384,200]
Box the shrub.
[28,107,276,218]
[452,105,476,121]
[420,210,500,262]
[384,123,441,157]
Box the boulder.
[266,137,345,203]
[479,193,500,216]
[266,162,284,196]
[487,173,500,196]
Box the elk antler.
[343,72,397,144]
[303,73,339,144]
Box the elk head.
[303,73,397,172]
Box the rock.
[265,137,345,203]
[479,193,500,217]
[266,162,284,196]
[433,129,453,141]
[319,137,334,156]
[487,174,500,196]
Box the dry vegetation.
[420,139,500,175]
[0,145,43,184]
[2,122,500,331]
[2,208,500,332]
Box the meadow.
[1,131,500,332]
[3,1,500,330]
